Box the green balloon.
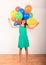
[15,12,23,20]
[30,12,33,18]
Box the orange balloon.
[25,5,32,13]
[11,17,16,22]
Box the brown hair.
[21,19,28,28]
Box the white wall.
[0,0,46,54]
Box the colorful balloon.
[25,5,32,13]
[16,12,23,20]
[15,6,20,11]
[11,10,17,17]
[16,20,22,24]
[24,12,30,20]
[14,18,22,24]
[14,22,19,26]
[30,12,33,18]
[9,5,38,27]
[18,8,24,14]
[27,18,38,26]
[11,17,16,22]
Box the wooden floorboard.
[0,54,46,65]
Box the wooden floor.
[0,54,46,65]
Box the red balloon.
[15,6,20,11]
[15,18,22,24]
[17,20,22,24]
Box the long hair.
[24,20,28,28]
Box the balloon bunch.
[10,5,38,26]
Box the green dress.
[18,25,29,48]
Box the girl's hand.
[36,22,39,26]
[27,22,39,29]
[8,18,19,28]
[8,18,10,22]
[31,22,39,29]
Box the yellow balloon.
[11,10,17,17]
[27,18,38,26]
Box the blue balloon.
[18,8,24,14]
[23,12,30,20]
[14,22,20,26]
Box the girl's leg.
[19,48,22,61]
[25,48,28,61]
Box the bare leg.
[19,48,22,62]
[25,48,28,62]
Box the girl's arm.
[27,22,39,29]
[8,18,19,28]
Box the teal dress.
[18,25,29,48]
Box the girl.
[8,18,39,62]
